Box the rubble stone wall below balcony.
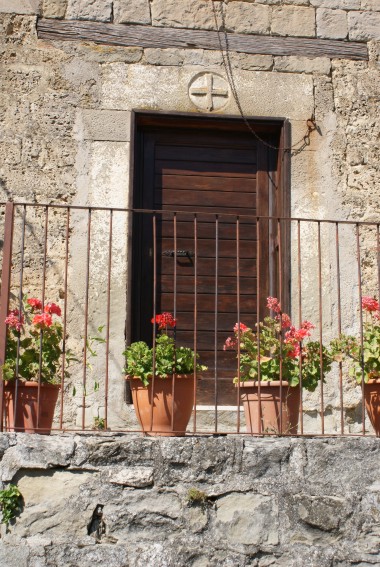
[0,433,379,566]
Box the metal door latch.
[162,250,194,258]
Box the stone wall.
[0,433,379,566]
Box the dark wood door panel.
[156,189,256,209]
[160,275,256,295]
[156,174,256,192]
[156,159,257,177]
[160,204,257,216]
[160,238,258,259]
[160,257,257,277]
[156,145,257,164]
[160,292,257,313]
[167,311,258,332]
[160,221,257,240]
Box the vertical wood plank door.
[132,115,286,406]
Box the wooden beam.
[37,19,368,61]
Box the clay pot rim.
[3,380,60,388]
[364,379,380,385]
[235,380,298,388]
[126,374,195,381]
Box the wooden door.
[131,114,287,405]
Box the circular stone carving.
[188,72,230,112]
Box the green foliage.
[187,488,208,506]
[123,333,207,387]
[0,484,22,525]
[330,316,380,383]
[94,417,106,430]
[231,317,332,392]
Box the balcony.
[0,201,379,436]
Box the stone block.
[225,2,271,34]
[0,0,40,14]
[274,55,331,74]
[348,11,380,40]
[317,7,348,38]
[151,0,223,30]
[216,492,279,546]
[144,48,185,66]
[66,0,112,22]
[79,109,131,141]
[271,6,316,37]
[361,0,380,10]
[109,466,154,487]
[113,0,151,24]
[311,0,360,8]
[42,0,66,18]
[230,52,274,71]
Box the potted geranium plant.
[2,296,66,434]
[124,312,207,436]
[330,296,380,435]
[224,297,332,434]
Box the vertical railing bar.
[193,214,198,434]
[356,223,365,435]
[59,207,70,430]
[81,208,92,431]
[14,206,27,432]
[236,216,241,433]
[278,218,283,434]
[0,202,15,432]
[297,220,304,435]
[150,213,157,434]
[317,221,325,435]
[214,214,219,432]
[105,209,113,430]
[377,225,380,308]
[335,222,344,435]
[37,205,49,432]
[171,212,177,433]
[256,217,262,435]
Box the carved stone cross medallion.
[189,72,230,112]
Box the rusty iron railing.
[0,201,379,436]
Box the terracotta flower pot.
[364,379,380,436]
[127,374,195,436]
[3,381,60,434]
[237,380,300,435]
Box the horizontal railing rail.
[0,201,379,437]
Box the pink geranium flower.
[233,322,249,334]
[5,309,24,332]
[267,296,281,313]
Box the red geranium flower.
[362,296,380,313]
[151,312,176,330]
[33,313,53,329]
[27,298,42,311]
[233,322,249,334]
[44,302,62,316]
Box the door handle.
[162,250,194,258]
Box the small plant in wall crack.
[187,488,209,509]
[0,484,22,525]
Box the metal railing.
[0,201,379,436]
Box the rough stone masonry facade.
[0,434,379,566]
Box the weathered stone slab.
[274,55,332,74]
[311,0,360,8]
[66,0,112,22]
[151,0,223,31]
[317,7,348,39]
[100,63,314,121]
[361,0,380,10]
[42,0,66,18]
[216,492,279,546]
[272,6,316,37]
[225,2,270,34]
[79,109,131,141]
[0,0,40,14]
[114,0,151,25]
[230,52,274,70]
[108,466,154,487]
[348,10,380,40]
